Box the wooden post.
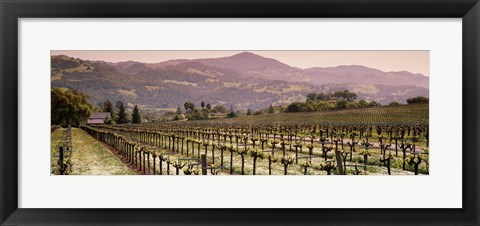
[335,150,344,175]
[59,146,64,175]
[201,154,207,175]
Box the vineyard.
[53,104,429,175]
[180,103,429,126]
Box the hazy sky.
[52,50,429,76]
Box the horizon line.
[51,50,430,76]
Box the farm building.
[87,112,110,124]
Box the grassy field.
[51,128,138,175]
[50,128,65,174]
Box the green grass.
[50,128,65,174]
[63,128,138,175]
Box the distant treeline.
[102,100,142,124]
[286,90,428,113]
[178,101,237,121]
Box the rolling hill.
[51,52,429,111]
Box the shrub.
[346,102,360,109]
[316,101,334,111]
[407,96,429,104]
[335,100,348,109]
[388,101,400,106]
[287,102,302,112]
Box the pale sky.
[51,50,429,76]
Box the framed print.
[1,0,479,225]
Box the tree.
[306,92,317,101]
[103,100,115,121]
[407,96,429,104]
[116,101,128,124]
[388,101,400,106]
[173,115,182,121]
[201,108,209,119]
[206,103,211,110]
[305,103,315,112]
[346,102,360,109]
[184,102,195,112]
[188,108,210,120]
[247,108,252,115]
[344,90,357,101]
[369,101,381,107]
[227,111,237,118]
[316,101,334,111]
[287,102,302,112]
[188,109,199,120]
[316,92,329,100]
[51,88,93,126]
[213,105,227,113]
[335,100,348,109]
[268,104,275,113]
[131,105,142,124]
[115,100,123,111]
[176,106,183,114]
[201,101,205,109]
[104,117,113,125]
[332,90,357,101]
[359,100,368,108]
[227,106,237,118]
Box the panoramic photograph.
[51,50,429,175]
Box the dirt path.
[69,128,137,175]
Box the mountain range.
[51,52,429,111]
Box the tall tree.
[201,101,205,109]
[51,88,93,126]
[116,101,128,124]
[131,105,142,124]
[103,100,115,120]
[115,100,123,111]
[206,103,211,110]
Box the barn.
[87,112,110,124]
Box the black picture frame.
[1,0,479,225]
